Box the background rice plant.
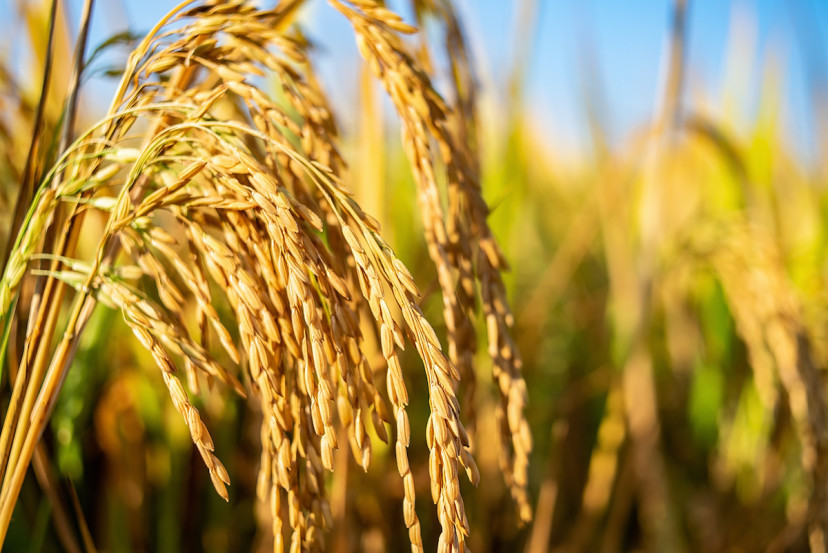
[2,0,828,552]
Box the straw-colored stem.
[0,285,96,543]
[1,0,58,268]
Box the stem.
[657,0,687,134]
[59,0,95,156]
[1,0,59,268]
[0,63,200,550]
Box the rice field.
[1,1,827,552]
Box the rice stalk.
[678,220,828,551]
[333,0,531,524]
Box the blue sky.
[5,0,828,163]
[499,0,827,159]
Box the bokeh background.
[2,0,828,551]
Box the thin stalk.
[656,0,687,134]
[525,421,567,553]
[1,0,59,268]
[59,0,94,156]
[67,479,97,553]
[0,0,94,489]
[32,445,83,553]
[1,235,75,486]
[1,319,83,553]
[0,293,94,544]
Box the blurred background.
[2,0,828,551]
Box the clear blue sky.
[5,0,828,163]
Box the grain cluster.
[0,1,530,551]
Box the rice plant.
[0,1,529,551]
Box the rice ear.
[0,1,526,550]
